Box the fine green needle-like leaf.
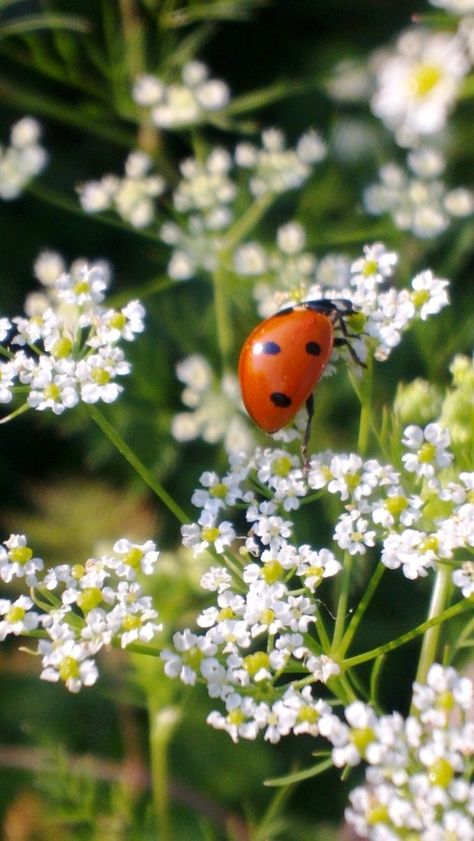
[265,756,333,787]
[0,13,90,40]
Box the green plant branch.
[337,562,386,660]
[87,404,189,525]
[342,598,470,670]
[413,563,453,688]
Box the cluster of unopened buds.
[0,252,144,418]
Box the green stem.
[87,404,189,525]
[413,563,453,687]
[338,562,386,660]
[212,263,233,370]
[343,598,469,670]
[357,354,373,456]
[147,699,180,841]
[223,194,274,254]
[331,551,353,652]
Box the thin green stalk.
[212,264,233,369]
[343,598,470,670]
[413,563,453,688]
[331,551,353,652]
[338,562,386,660]
[223,194,274,254]
[357,354,373,456]
[87,404,189,525]
[147,699,180,841]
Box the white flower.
[39,637,99,693]
[134,62,229,129]
[402,423,453,479]
[0,595,40,641]
[411,270,450,320]
[0,534,44,585]
[78,151,165,228]
[0,117,47,200]
[350,243,398,291]
[334,511,376,555]
[371,28,470,146]
[453,562,474,597]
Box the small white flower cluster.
[133,61,230,129]
[248,241,449,363]
[0,117,48,200]
[235,128,326,198]
[0,253,144,416]
[78,151,166,228]
[162,425,472,742]
[364,148,474,238]
[0,534,161,692]
[341,664,474,840]
[171,354,255,455]
[161,131,326,281]
[371,28,470,147]
[235,221,316,318]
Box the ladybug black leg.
[334,337,366,368]
[301,393,314,470]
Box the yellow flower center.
[217,606,234,621]
[351,727,375,753]
[91,368,111,385]
[9,546,33,565]
[418,442,436,463]
[124,547,144,569]
[210,483,228,499]
[109,312,126,330]
[297,705,319,724]
[122,613,142,631]
[437,690,455,712]
[6,605,26,624]
[183,647,203,671]
[263,560,283,584]
[362,259,378,277]
[59,657,80,681]
[73,280,90,296]
[272,456,293,477]
[306,565,324,583]
[367,803,389,826]
[72,564,85,579]
[228,709,245,726]
[386,495,408,515]
[411,288,430,308]
[201,526,220,543]
[52,337,73,358]
[428,757,454,788]
[410,63,442,98]
[420,535,439,554]
[44,383,61,401]
[243,651,270,676]
[76,587,103,613]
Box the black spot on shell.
[270,392,292,408]
[306,341,321,356]
[262,341,281,355]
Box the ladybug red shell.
[238,299,361,444]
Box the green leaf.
[265,756,333,787]
[0,13,90,40]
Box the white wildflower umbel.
[171,354,255,455]
[343,665,474,841]
[133,61,230,129]
[0,117,48,200]
[0,255,144,419]
[78,150,166,228]
[364,149,474,239]
[371,28,470,146]
[0,535,162,692]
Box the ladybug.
[238,299,364,461]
